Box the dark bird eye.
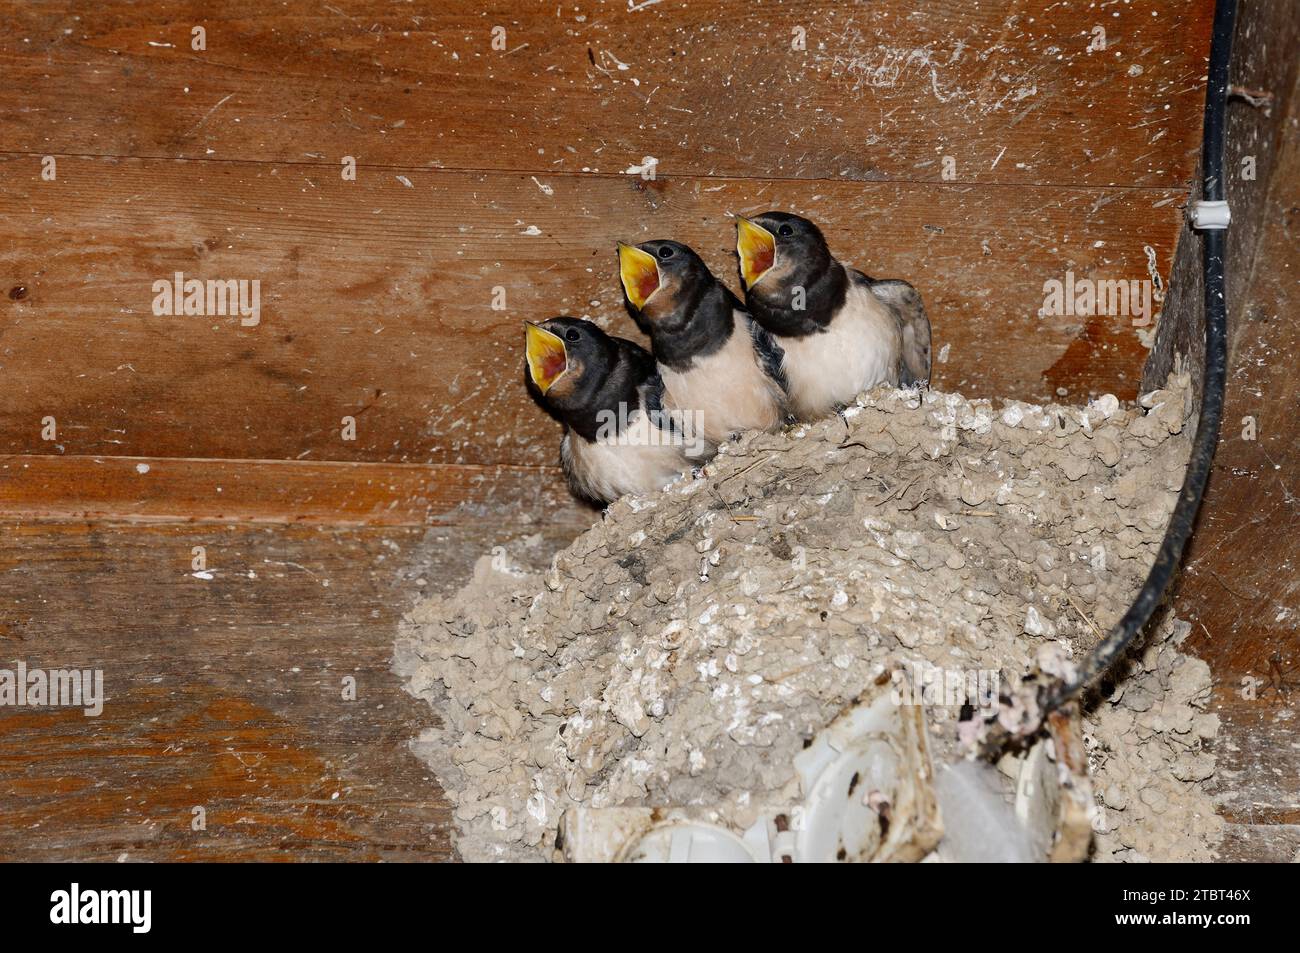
[565,328,581,342]
[778,224,794,237]
[656,246,675,260]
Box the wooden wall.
[0,0,1214,525]
[8,0,1297,865]
[1151,0,1300,862]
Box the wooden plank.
[0,518,575,861]
[1171,39,1300,862]
[1,155,1187,467]
[1143,0,1300,398]
[0,1,1212,188]
[0,454,594,527]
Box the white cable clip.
[1190,199,1231,230]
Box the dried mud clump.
[396,375,1221,862]
[1087,617,1223,862]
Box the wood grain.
[8,0,1293,865]
[1175,53,1300,863]
[0,454,594,527]
[0,521,449,860]
[0,0,1212,524]
[0,1,1212,187]
[0,519,573,861]
[1132,0,1300,861]
[1,155,1187,466]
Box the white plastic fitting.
[1190,199,1231,230]
[622,822,755,863]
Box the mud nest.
[397,373,1221,861]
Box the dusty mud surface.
[1086,615,1222,862]
[396,375,1221,861]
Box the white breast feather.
[779,281,901,420]
[659,313,784,444]
[561,410,692,504]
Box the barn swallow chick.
[524,317,709,505]
[617,240,785,445]
[736,212,932,421]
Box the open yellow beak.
[736,217,776,289]
[618,242,661,310]
[524,322,568,394]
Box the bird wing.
[861,275,932,387]
[745,315,789,397]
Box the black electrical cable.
[1041,0,1236,714]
